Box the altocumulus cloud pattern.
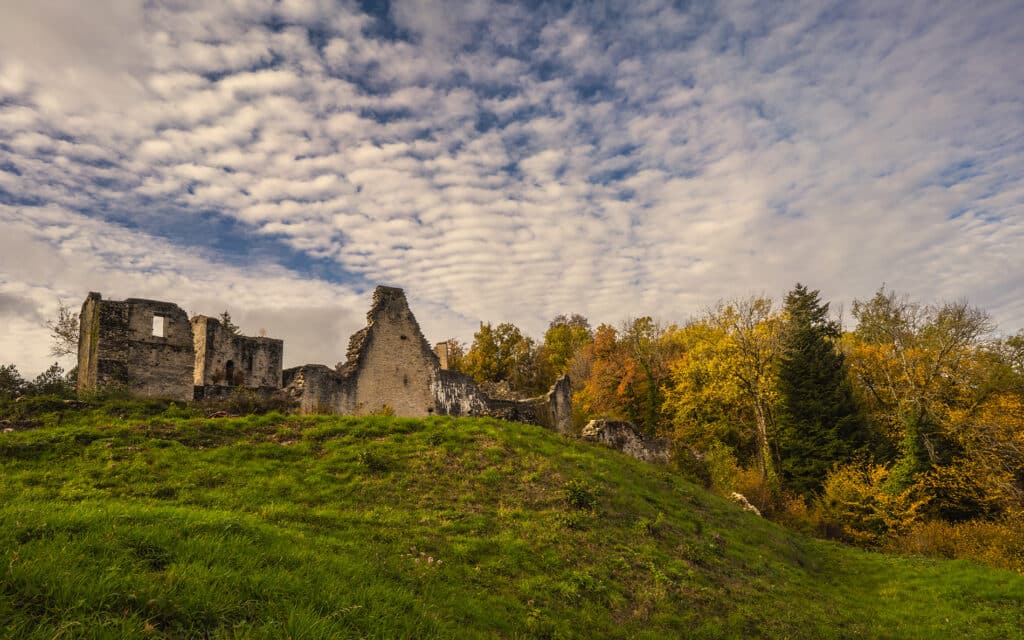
[1,0,1022,375]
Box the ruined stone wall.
[283,285,574,433]
[192,316,283,390]
[434,342,450,370]
[283,365,354,413]
[346,287,439,416]
[77,293,103,393]
[77,293,194,401]
[433,370,491,416]
[580,419,672,464]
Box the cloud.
[1,0,1023,378]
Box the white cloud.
[0,0,1022,381]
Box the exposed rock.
[730,492,762,517]
[580,419,671,463]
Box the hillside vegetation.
[1,402,1023,639]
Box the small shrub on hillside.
[357,449,390,473]
[734,466,781,517]
[773,493,820,535]
[373,403,396,417]
[672,444,711,488]
[634,512,666,538]
[564,479,598,510]
[555,511,589,530]
[916,458,1014,522]
[100,395,179,419]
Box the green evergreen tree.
[776,284,864,497]
[218,311,240,335]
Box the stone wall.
[75,286,573,433]
[580,419,672,464]
[77,292,194,401]
[285,285,574,432]
[192,315,283,392]
[346,286,441,416]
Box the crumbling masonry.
[282,287,572,433]
[77,292,283,402]
[76,287,572,433]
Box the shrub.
[634,512,665,538]
[704,441,739,496]
[816,461,925,546]
[564,479,598,510]
[198,388,296,416]
[734,466,780,517]
[672,444,711,488]
[887,516,1024,573]
[357,449,390,473]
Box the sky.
[1,0,1022,377]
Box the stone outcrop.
[284,286,573,432]
[730,492,762,517]
[580,419,671,464]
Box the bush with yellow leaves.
[816,461,926,546]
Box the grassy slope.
[0,407,1022,639]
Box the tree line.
[447,284,1024,569]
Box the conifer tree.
[776,284,863,496]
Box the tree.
[0,363,26,398]
[46,299,79,357]
[30,362,71,396]
[576,318,673,436]
[543,314,593,376]
[219,311,240,335]
[775,284,866,497]
[463,322,545,395]
[847,287,994,489]
[619,316,673,435]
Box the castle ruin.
[76,287,572,433]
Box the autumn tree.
[543,314,593,376]
[665,298,782,499]
[847,287,994,490]
[775,284,865,497]
[574,318,674,435]
[463,322,546,395]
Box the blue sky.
[1,0,1022,376]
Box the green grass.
[1,404,1022,639]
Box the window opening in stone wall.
[152,315,165,337]
[226,360,235,385]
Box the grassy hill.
[1,402,1022,639]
